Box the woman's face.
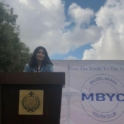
[36,49,45,61]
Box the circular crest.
[22,91,40,112]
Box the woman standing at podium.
[23,46,53,72]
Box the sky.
[2,0,124,60]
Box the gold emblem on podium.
[19,90,44,115]
[22,91,40,113]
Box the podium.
[0,72,65,124]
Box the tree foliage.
[0,2,31,72]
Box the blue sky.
[51,0,106,60]
[64,0,106,12]
[3,0,124,60]
[51,0,105,60]
[51,44,92,60]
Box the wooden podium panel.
[0,73,65,124]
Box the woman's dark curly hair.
[29,46,53,67]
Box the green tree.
[0,2,31,72]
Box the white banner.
[52,60,124,124]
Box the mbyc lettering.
[82,93,124,101]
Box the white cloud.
[68,3,94,26]
[83,0,124,60]
[19,0,28,5]
[8,0,124,60]
[4,0,101,57]
[4,0,65,51]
